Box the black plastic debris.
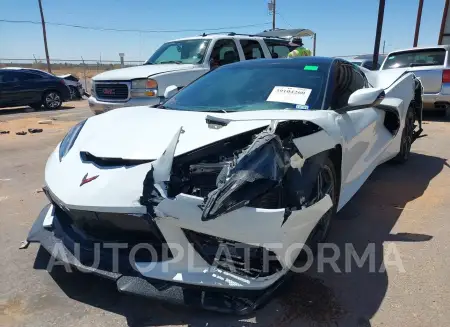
[0,130,10,134]
[28,128,43,134]
[16,131,27,135]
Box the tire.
[43,91,62,110]
[75,88,82,99]
[445,107,450,120]
[68,86,77,100]
[302,157,338,256]
[30,102,42,110]
[392,106,414,164]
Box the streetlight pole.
[38,0,52,73]
[372,0,386,69]
[413,0,424,47]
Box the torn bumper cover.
[27,122,336,314]
[28,193,331,314]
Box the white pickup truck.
[88,29,316,114]
[380,45,450,117]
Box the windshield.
[382,48,446,69]
[163,61,329,112]
[145,39,210,65]
[351,61,362,66]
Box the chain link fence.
[0,58,145,95]
[0,54,386,94]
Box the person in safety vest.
[287,37,312,57]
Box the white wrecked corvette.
[26,57,423,314]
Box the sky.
[0,0,446,62]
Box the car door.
[330,60,392,207]
[0,71,22,106]
[16,71,46,104]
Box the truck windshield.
[145,39,211,65]
[162,61,329,112]
[382,48,446,69]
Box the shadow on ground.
[0,105,76,116]
[33,152,446,327]
[422,110,450,122]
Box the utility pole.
[439,0,450,44]
[372,0,386,69]
[413,0,424,47]
[383,40,386,54]
[268,0,276,30]
[38,0,52,73]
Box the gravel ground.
[1,106,450,327]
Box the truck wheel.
[43,91,62,110]
[445,107,450,120]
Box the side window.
[240,40,264,60]
[362,61,373,70]
[351,66,367,89]
[0,71,20,83]
[263,39,294,58]
[331,62,367,110]
[17,72,43,81]
[210,39,239,67]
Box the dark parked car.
[0,68,71,110]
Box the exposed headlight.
[201,132,286,221]
[131,78,158,97]
[59,119,87,161]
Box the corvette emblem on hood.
[80,173,99,186]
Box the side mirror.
[347,88,385,109]
[164,85,179,99]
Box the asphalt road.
[1,105,450,327]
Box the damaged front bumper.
[27,119,338,314]
[27,190,331,314]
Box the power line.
[0,19,270,33]
[276,12,293,28]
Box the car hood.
[75,107,336,161]
[92,64,196,81]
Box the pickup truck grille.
[96,83,129,100]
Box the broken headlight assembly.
[201,132,288,221]
[59,119,87,161]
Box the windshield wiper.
[143,62,153,65]
[158,60,182,64]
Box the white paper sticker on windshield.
[267,86,312,105]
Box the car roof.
[349,58,365,63]
[171,34,291,43]
[0,67,52,75]
[222,56,335,68]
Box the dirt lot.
[1,105,450,327]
